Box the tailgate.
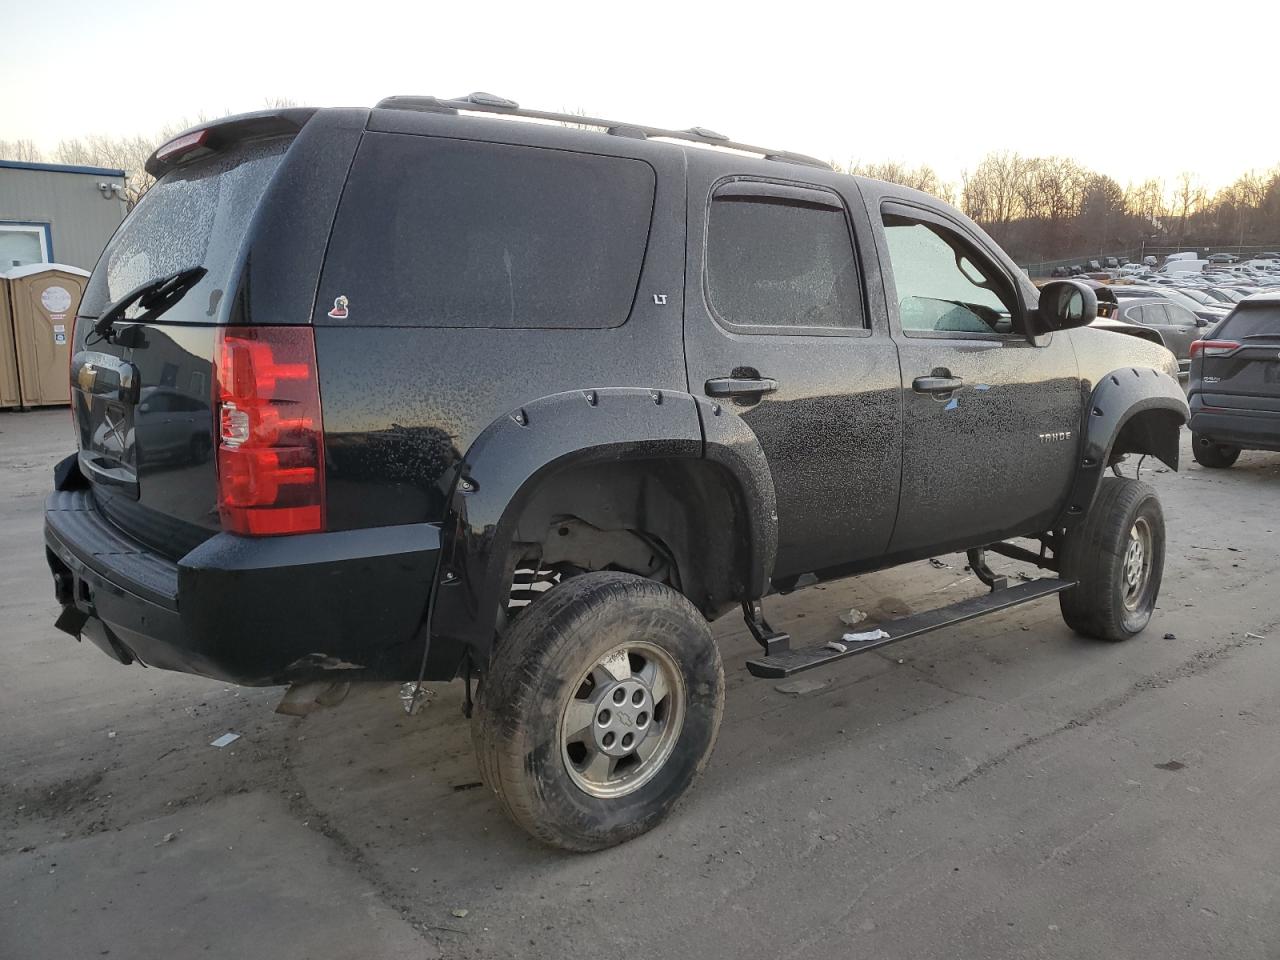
[71,134,295,558]
[1196,303,1280,409]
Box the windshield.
[80,137,290,321]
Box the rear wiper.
[91,265,207,341]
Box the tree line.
[841,152,1280,264]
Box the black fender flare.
[422,387,778,677]
[1054,366,1188,529]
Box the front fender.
[1054,366,1188,528]
[421,387,776,678]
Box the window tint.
[881,213,1018,336]
[318,134,655,328]
[706,190,862,330]
[1165,303,1199,326]
[1219,306,1280,339]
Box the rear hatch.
[71,117,308,559]
[1192,302,1280,414]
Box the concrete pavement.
[2,408,1278,959]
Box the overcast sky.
[3,0,1276,191]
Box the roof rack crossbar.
[373,93,832,170]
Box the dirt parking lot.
[2,408,1279,960]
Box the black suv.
[45,95,1189,850]
[1188,292,1280,466]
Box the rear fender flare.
[1055,366,1188,528]
[423,388,777,677]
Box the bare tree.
[0,139,44,162]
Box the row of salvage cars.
[1075,281,1280,468]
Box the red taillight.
[154,129,211,165]
[1189,339,1240,358]
[214,326,325,536]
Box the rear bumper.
[45,479,441,686]
[1189,400,1280,453]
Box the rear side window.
[80,137,290,321]
[318,134,655,328]
[1219,306,1280,339]
[705,186,862,331]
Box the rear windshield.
[316,133,655,329]
[1219,306,1280,339]
[79,137,290,321]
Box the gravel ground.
[2,408,1278,960]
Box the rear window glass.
[1219,306,1280,339]
[317,134,655,328]
[80,137,290,321]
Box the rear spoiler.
[145,108,318,177]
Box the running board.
[744,578,1075,679]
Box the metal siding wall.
[0,168,127,271]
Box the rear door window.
[704,183,863,332]
[317,133,655,329]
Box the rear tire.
[1058,477,1164,641]
[1192,433,1240,468]
[472,571,724,851]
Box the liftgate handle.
[704,377,779,397]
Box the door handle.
[912,375,964,395]
[705,376,779,397]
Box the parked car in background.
[1111,298,1204,373]
[1103,256,1119,268]
[1207,253,1237,264]
[1161,258,1209,275]
[1187,292,1280,467]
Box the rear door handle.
[705,376,779,397]
[912,375,964,395]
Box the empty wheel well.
[1109,408,1184,470]
[505,458,754,619]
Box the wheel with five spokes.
[472,571,724,851]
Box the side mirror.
[1035,280,1097,333]
[1195,317,1209,328]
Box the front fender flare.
[1054,366,1188,529]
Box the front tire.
[1192,433,1240,468]
[472,571,724,851]
[1058,477,1165,641]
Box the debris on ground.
[843,629,890,644]
[1246,632,1266,640]
[1163,633,1176,640]
[775,678,830,696]
[838,607,868,626]
[399,681,434,716]
[928,558,950,569]
[209,732,241,748]
[153,832,178,846]
[451,908,469,919]
[1155,760,1186,772]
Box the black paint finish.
[45,103,1190,688]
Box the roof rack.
[373,92,832,170]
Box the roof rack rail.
[373,92,832,171]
